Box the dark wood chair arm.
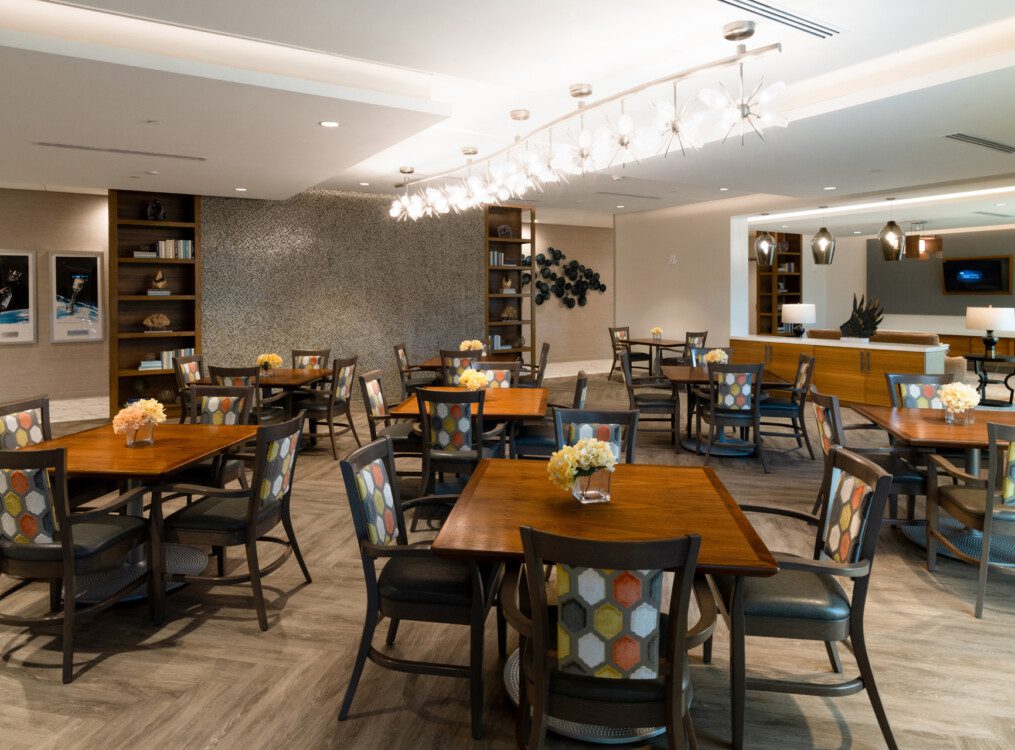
[400,494,459,511]
[68,486,150,523]
[149,483,250,499]
[500,567,533,639]
[259,390,288,406]
[739,504,820,525]
[929,454,986,487]
[686,576,717,649]
[482,422,508,440]
[773,553,870,579]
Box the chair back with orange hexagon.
[340,436,410,551]
[0,396,51,449]
[439,350,479,387]
[885,372,954,409]
[706,363,762,414]
[187,385,254,426]
[815,448,893,567]
[475,361,521,389]
[247,413,305,516]
[553,408,639,464]
[292,349,330,370]
[808,388,848,458]
[0,447,68,548]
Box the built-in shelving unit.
[754,231,803,335]
[108,190,202,417]
[484,205,536,366]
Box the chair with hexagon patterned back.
[511,371,589,460]
[209,365,288,424]
[474,361,521,388]
[608,326,650,381]
[298,356,361,459]
[695,362,768,472]
[710,447,896,748]
[291,348,330,370]
[504,526,701,747]
[416,387,500,494]
[0,447,159,682]
[440,349,480,387]
[337,436,505,739]
[885,372,955,409]
[359,369,423,478]
[394,343,439,398]
[759,353,817,460]
[552,408,639,464]
[172,354,205,424]
[175,385,255,489]
[150,412,310,631]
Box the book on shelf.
[146,289,172,296]
[159,347,195,368]
[133,250,158,258]
[154,239,194,259]
[138,360,164,370]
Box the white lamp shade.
[966,306,1015,332]
[782,303,816,325]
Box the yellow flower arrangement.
[256,353,283,369]
[459,339,485,351]
[458,368,489,391]
[650,326,663,336]
[702,348,729,364]
[938,382,980,412]
[547,438,617,492]
[136,398,167,425]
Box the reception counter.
[731,335,948,406]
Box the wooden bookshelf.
[754,231,803,335]
[484,205,536,367]
[108,190,202,418]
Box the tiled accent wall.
[201,190,485,387]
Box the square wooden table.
[389,386,548,421]
[432,459,778,577]
[259,367,330,389]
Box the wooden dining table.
[417,352,520,371]
[259,367,330,417]
[388,386,548,421]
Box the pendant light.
[878,197,904,261]
[754,232,776,268]
[810,206,835,265]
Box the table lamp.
[782,303,816,338]
[966,306,1015,356]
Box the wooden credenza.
[731,336,948,406]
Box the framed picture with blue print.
[49,251,105,343]
[0,250,36,344]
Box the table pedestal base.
[73,544,208,604]
[503,649,668,744]
[899,520,1015,565]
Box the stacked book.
[154,239,194,259]
[133,250,158,259]
[490,334,513,351]
[138,358,164,371]
[488,250,514,266]
[136,347,195,371]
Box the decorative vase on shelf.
[572,469,612,505]
[944,409,973,425]
[125,422,155,448]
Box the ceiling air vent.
[971,211,1014,219]
[943,133,1015,154]
[33,142,206,161]
[716,1,840,38]
[595,191,660,200]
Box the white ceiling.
[0,0,1013,208]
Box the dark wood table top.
[23,423,258,479]
[850,405,1015,449]
[628,337,685,348]
[661,365,791,387]
[431,459,778,576]
[964,354,1015,364]
[259,368,330,388]
[418,353,520,371]
[389,387,548,420]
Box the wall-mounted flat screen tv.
[942,256,1012,294]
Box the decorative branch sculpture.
[839,294,884,338]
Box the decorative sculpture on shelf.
[143,312,171,332]
[151,270,169,290]
[839,294,884,338]
[500,304,518,321]
[501,274,514,292]
[533,246,606,309]
[146,199,166,221]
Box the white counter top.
[733,335,948,354]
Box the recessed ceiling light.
[319,120,340,128]
[719,187,729,192]
[853,230,862,234]
[824,186,837,191]
[143,119,160,125]
[358,182,370,186]
[575,200,584,204]
[234,187,247,192]
[611,175,623,181]
[781,224,789,228]
[997,202,1009,207]
[145,170,159,175]
[616,205,625,209]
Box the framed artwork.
[50,252,104,343]
[0,251,36,344]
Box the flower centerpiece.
[458,368,489,391]
[938,382,980,424]
[112,398,166,447]
[650,326,663,340]
[256,352,283,375]
[547,438,617,504]
[459,339,485,352]
[702,348,729,365]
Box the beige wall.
[533,223,615,361]
[0,189,108,401]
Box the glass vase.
[652,332,662,341]
[125,422,155,448]
[944,408,973,425]
[572,468,612,505]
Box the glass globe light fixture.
[810,227,835,265]
[879,220,905,261]
[753,233,776,268]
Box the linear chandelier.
[389,23,785,221]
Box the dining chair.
[0,396,114,506]
[503,527,702,749]
[620,350,680,448]
[759,353,816,459]
[150,412,311,631]
[512,371,589,460]
[0,447,160,682]
[173,353,204,424]
[661,330,709,367]
[298,355,361,459]
[608,326,650,381]
[291,348,330,370]
[209,365,288,424]
[710,447,897,749]
[440,349,481,387]
[927,421,1015,618]
[394,342,438,398]
[359,369,423,477]
[415,388,505,494]
[338,436,505,739]
[552,408,639,464]
[518,342,551,388]
[695,362,767,472]
[173,385,255,490]
[475,360,522,388]
[884,372,955,408]
[809,388,926,524]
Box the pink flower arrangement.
[112,398,166,435]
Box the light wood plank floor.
[2,375,1013,749]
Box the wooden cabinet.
[731,340,767,366]
[754,231,803,335]
[866,349,928,403]
[731,339,812,382]
[810,346,868,404]
[484,205,536,368]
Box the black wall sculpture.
[527,246,606,309]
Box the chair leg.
[339,606,378,720]
[527,684,549,750]
[905,494,916,520]
[851,624,898,750]
[385,618,400,646]
[703,420,716,466]
[798,411,815,459]
[976,529,991,619]
[703,635,713,664]
[49,578,62,612]
[346,404,362,448]
[792,417,804,448]
[824,640,843,673]
[328,416,339,461]
[151,518,166,626]
[888,494,899,521]
[282,503,312,584]
[684,711,697,750]
[608,356,617,382]
[469,609,486,740]
[213,546,226,577]
[496,595,507,659]
[730,578,746,750]
[245,540,269,631]
[755,425,769,474]
[926,494,939,572]
[61,572,76,684]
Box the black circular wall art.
[532,246,607,308]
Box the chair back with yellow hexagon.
[340,436,408,549]
[519,525,699,689]
[815,448,893,566]
[0,447,67,549]
[292,349,330,370]
[553,408,639,464]
[247,412,305,515]
[885,372,954,409]
[439,349,479,387]
[187,385,254,426]
[0,396,51,450]
[475,361,521,389]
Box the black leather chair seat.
[377,421,421,444]
[758,397,798,413]
[863,453,925,485]
[625,351,651,362]
[172,457,246,487]
[407,373,439,387]
[513,421,555,448]
[714,561,850,622]
[378,556,501,606]
[938,484,1015,521]
[164,495,280,532]
[302,396,349,413]
[634,393,676,409]
[1,515,146,561]
[430,445,500,462]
